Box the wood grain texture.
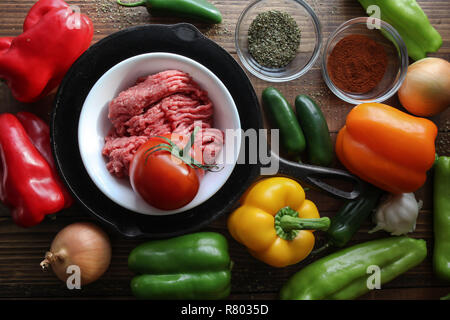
[0,0,449,300]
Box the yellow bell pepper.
[227,177,330,268]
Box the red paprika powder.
[327,34,387,94]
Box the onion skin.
[398,57,450,117]
[41,222,111,286]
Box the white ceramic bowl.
[78,53,241,215]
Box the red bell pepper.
[16,112,73,208]
[23,0,69,31]
[0,0,93,103]
[0,37,13,55]
[0,113,66,227]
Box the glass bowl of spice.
[235,0,322,82]
[322,17,408,104]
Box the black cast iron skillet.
[52,23,365,239]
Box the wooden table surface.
[0,0,449,300]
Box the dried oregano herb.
[248,10,301,69]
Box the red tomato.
[129,134,200,210]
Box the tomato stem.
[182,126,200,157]
[143,126,218,171]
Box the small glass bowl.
[235,0,322,82]
[322,17,408,104]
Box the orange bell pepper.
[336,103,437,194]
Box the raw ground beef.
[102,70,223,178]
[103,134,148,178]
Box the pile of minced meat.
[103,70,223,178]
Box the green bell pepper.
[280,236,427,300]
[358,0,442,61]
[128,232,232,299]
[117,0,222,24]
[433,156,450,282]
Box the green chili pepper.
[433,156,450,282]
[314,184,383,253]
[128,232,232,299]
[262,87,306,155]
[294,95,333,166]
[117,0,222,24]
[280,236,427,300]
[358,0,442,61]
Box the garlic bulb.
[370,193,423,236]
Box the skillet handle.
[273,152,365,200]
[170,23,203,42]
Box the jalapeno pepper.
[433,156,450,282]
[280,236,427,300]
[294,95,333,166]
[117,0,222,24]
[262,87,306,155]
[315,184,383,253]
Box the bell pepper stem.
[280,215,330,232]
[274,206,330,241]
[117,0,147,7]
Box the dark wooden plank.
[0,211,449,299]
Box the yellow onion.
[40,222,111,286]
[398,57,450,117]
